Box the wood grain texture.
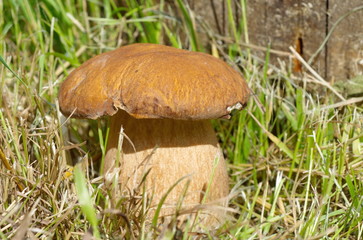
[247,0,327,74]
[184,0,363,81]
[327,1,363,80]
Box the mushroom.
[58,43,250,222]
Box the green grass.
[1,0,363,239]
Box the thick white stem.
[105,111,229,217]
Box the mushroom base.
[104,111,230,225]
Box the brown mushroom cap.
[58,43,250,120]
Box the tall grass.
[1,0,363,239]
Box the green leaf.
[74,165,100,238]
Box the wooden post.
[181,0,363,81]
[326,1,363,81]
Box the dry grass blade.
[306,226,338,240]
[0,147,11,170]
[289,46,345,101]
[311,96,363,113]
[12,214,32,240]
[0,147,25,191]
[270,221,302,240]
[103,209,135,240]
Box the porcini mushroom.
[58,43,250,222]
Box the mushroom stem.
[104,110,229,211]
